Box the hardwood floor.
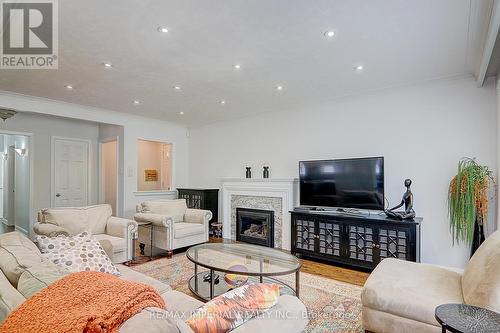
[300,258,369,286]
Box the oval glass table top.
[186,243,301,276]
[435,303,500,333]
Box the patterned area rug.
[131,253,363,332]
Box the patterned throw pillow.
[186,283,280,333]
[35,232,120,276]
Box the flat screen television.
[299,157,384,210]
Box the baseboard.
[14,225,28,235]
[1,218,13,227]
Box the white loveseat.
[33,204,137,263]
[134,199,212,256]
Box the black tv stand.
[291,208,421,270]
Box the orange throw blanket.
[0,271,166,333]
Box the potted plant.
[448,158,494,255]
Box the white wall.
[0,112,100,233]
[188,76,498,269]
[0,91,190,220]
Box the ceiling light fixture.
[102,62,113,68]
[220,100,226,105]
[158,26,169,33]
[64,85,74,90]
[132,100,141,105]
[173,85,181,90]
[354,65,364,71]
[179,111,185,115]
[233,64,241,69]
[325,30,335,38]
[275,85,284,91]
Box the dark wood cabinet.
[291,210,421,270]
[177,188,219,224]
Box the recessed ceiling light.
[64,85,74,90]
[157,26,169,33]
[132,100,141,105]
[220,100,226,105]
[275,85,284,91]
[173,85,182,90]
[354,65,364,71]
[233,64,241,69]
[102,62,113,68]
[324,30,335,38]
[179,111,185,115]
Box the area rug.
[131,253,363,332]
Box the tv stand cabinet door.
[317,218,342,258]
[292,214,317,253]
[376,225,415,262]
[346,223,376,269]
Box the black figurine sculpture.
[385,179,416,220]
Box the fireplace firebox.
[236,208,274,247]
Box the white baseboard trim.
[14,225,28,235]
[1,218,13,227]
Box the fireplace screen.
[236,208,274,247]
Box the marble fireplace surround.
[221,178,298,250]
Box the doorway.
[99,138,118,214]
[0,133,31,235]
[137,139,172,191]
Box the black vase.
[245,167,251,179]
[470,219,485,257]
[263,166,269,178]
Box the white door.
[52,138,89,207]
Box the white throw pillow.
[35,232,120,276]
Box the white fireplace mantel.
[221,178,298,250]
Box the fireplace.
[236,208,274,247]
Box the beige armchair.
[33,204,137,264]
[134,199,212,257]
[361,229,500,333]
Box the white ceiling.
[0,0,488,127]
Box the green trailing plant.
[448,158,493,245]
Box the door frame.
[6,145,15,228]
[51,136,92,208]
[98,136,120,214]
[0,130,34,236]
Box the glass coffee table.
[186,243,302,301]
